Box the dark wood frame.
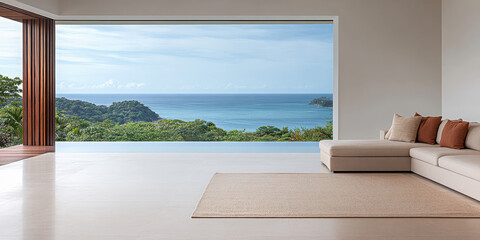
[0,2,44,22]
[1,3,56,147]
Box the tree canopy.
[0,74,22,105]
[54,115,333,142]
[56,98,161,124]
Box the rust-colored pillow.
[414,113,442,144]
[440,120,470,149]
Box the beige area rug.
[192,173,480,218]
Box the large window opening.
[54,22,334,142]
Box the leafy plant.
[0,103,23,141]
[0,74,22,106]
[289,123,333,141]
[256,126,281,136]
[0,132,11,147]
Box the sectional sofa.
[319,120,480,200]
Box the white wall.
[13,0,443,139]
[442,0,480,122]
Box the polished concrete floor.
[0,152,479,240]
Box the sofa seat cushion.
[439,155,480,181]
[410,147,480,166]
[319,140,436,157]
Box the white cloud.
[52,24,333,94]
[57,79,147,92]
[0,18,22,58]
[92,79,115,89]
[224,83,247,89]
[0,18,22,78]
[56,24,332,63]
[57,54,95,63]
[119,82,145,89]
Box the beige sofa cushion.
[439,155,480,181]
[319,140,435,157]
[387,114,422,142]
[410,147,480,166]
[465,122,480,151]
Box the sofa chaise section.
[319,140,437,172]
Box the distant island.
[309,97,333,108]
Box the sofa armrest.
[380,130,389,140]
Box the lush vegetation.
[309,96,333,107]
[53,115,332,142]
[0,74,22,106]
[0,74,333,147]
[56,97,160,124]
[0,75,23,147]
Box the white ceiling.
[3,0,344,21]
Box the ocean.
[56,94,333,132]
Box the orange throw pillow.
[440,120,470,149]
[414,113,442,144]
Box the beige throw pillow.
[387,114,422,142]
[385,127,392,139]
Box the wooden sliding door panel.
[23,19,55,146]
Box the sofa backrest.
[465,122,480,151]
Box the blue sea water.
[56,94,333,132]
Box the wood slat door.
[22,18,55,146]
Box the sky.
[0,18,22,80]
[0,17,333,94]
